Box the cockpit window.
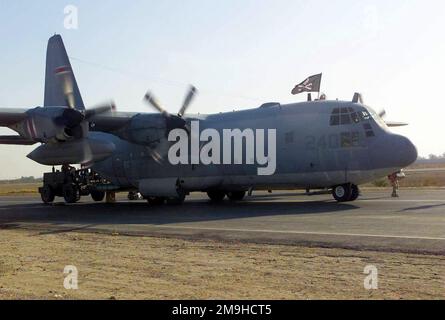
[340,114,351,125]
[330,115,339,126]
[359,111,370,121]
[351,112,360,123]
[330,107,358,126]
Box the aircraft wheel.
[128,191,141,201]
[147,197,165,206]
[91,190,105,202]
[207,190,226,202]
[332,184,352,202]
[348,185,360,202]
[40,186,55,204]
[226,191,246,201]
[63,184,80,204]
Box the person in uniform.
[388,172,400,197]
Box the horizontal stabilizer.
[0,135,36,145]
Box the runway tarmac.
[0,189,444,254]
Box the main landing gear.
[206,190,246,202]
[332,183,359,202]
[146,193,186,206]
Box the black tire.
[91,190,105,202]
[127,191,140,201]
[226,191,246,201]
[63,184,80,204]
[40,186,55,204]
[207,190,226,202]
[349,185,360,202]
[332,184,352,202]
[147,197,165,205]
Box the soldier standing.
[388,172,400,197]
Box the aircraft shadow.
[0,196,359,230]
[399,203,445,212]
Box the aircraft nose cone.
[396,135,418,168]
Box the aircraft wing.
[0,108,29,126]
[0,135,36,145]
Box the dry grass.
[409,163,445,169]
[0,183,40,196]
[401,171,445,187]
[0,229,443,300]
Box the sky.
[0,0,444,179]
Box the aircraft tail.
[44,35,85,110]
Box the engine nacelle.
[27,137,115,165]
[115,114,168,146]
[10,107,87,143]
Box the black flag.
[291,73,322,95]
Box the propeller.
[376,109,408,127]
[142,86,198,162]
[352,93,408,127]
[179,85,197,117]
[54,65,116,137]
[144,92,169,116]
[143,85,198,131]
[51,98,115,142]
[55,66,76,109]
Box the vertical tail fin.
[44,34,85,110]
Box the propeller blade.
[144,92,168,116]
[178,85,197,117]
[55,66,76,109]
[385,121,409,127]
[378,110,387,118]
[84,101,115,120]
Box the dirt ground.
[0,228,443,300]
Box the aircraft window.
[351,132,360,146]
[330,107,361,126]
[340,114,351,125]
[341,132,352,147]
[363,123,372,130]
[360,111,370,121]
[330,115,340,126]
[351,112,360,123]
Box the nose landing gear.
[332,183,360,202]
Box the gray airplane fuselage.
[91,100,417,195]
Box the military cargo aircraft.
[0,35,418,204]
